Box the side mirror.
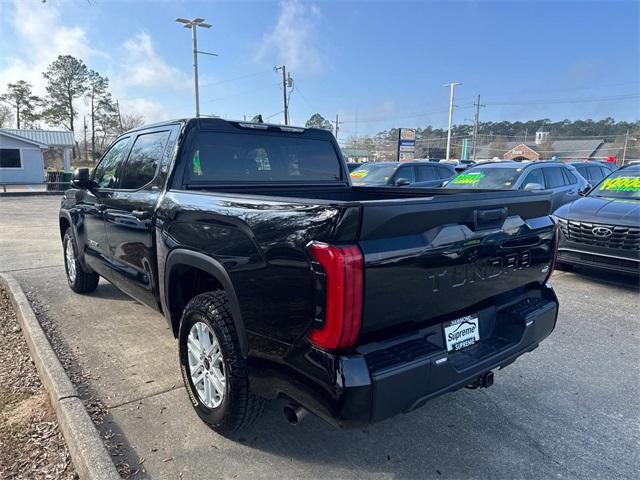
[394,178,411,187]
[523,182,543,191]
[71,167,92,189]
[579,185,591,196]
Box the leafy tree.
[0,104,13,128]
[0,80,42,128]
[305,113,332,131]
[86,70,118,159]
[42,55,89,139]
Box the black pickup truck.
[59,118,559,435]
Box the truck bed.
[171,185,555,341]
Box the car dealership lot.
[1,196,638,479]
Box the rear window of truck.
[185,131,343,184]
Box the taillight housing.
[307,242,363,350]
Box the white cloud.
[0,1,189,129]
[256,0,323,73]
[118,32,190,90]
[120,98,169,123]
[0,0,98,94]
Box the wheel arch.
[164,249,249,357]
[59,212,72,241]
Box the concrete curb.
[0,273,121,480]
[0,191,63,197]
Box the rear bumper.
[249,284,559,428]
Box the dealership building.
[475,130,621,162]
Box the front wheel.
[63,228,99,293]
[178,291,265,435]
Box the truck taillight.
[307,242,363,350]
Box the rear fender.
[163,249,249,357]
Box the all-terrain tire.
[63,228,99,294]
[178,290,265,435]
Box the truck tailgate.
[357,191,556,337]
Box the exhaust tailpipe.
[283,403,308,425]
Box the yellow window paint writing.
[451,171,485,185]
[599,176,640,192]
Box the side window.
[543,167,565,188]
[587,166,604,182]
[521,169,545,188]
[436,166,454,179]
[394,166,416,183]
[574,166,589,180]
[563,168,578,184]
[417,165,438,181]
[93,137,130,189]
[119,131,170,190]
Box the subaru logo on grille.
[592,226,613,238]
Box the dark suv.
[568,161,617,186]
[554,164,640,275]
[350,161,455,187]
[445,161,590,211]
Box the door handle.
[131,210,150,220]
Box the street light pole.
[444,82,462,161]
[176,17,214,118]
[191,23,200,117]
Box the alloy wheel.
[187,321,226,408]
[65,237,76,283]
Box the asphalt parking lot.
[1,195,639,480]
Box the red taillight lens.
[307,242,363,350]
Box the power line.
[202,83,280,104]
[199,69,273,88]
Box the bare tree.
[119,113,144,133]
[0,104,13,127]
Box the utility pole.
[274,65,292,125]
[355,110,359,140]
[176,17,216,118]
[444,82,462,161]
[83,115,88,164]
[90,87,95,163]
[332,114,343,140]
[472,94,485,162]
[621,130,638,166]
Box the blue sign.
[397,128,416,161]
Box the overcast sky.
[0,0,638,136]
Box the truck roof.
[122,117,327,137]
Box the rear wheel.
[178,291,265,435]
[63,229,99,293]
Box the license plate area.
[443,315,480,352]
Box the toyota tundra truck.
[59,118,559,435]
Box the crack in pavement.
[0,264,65,273]
[108,385,186,411]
